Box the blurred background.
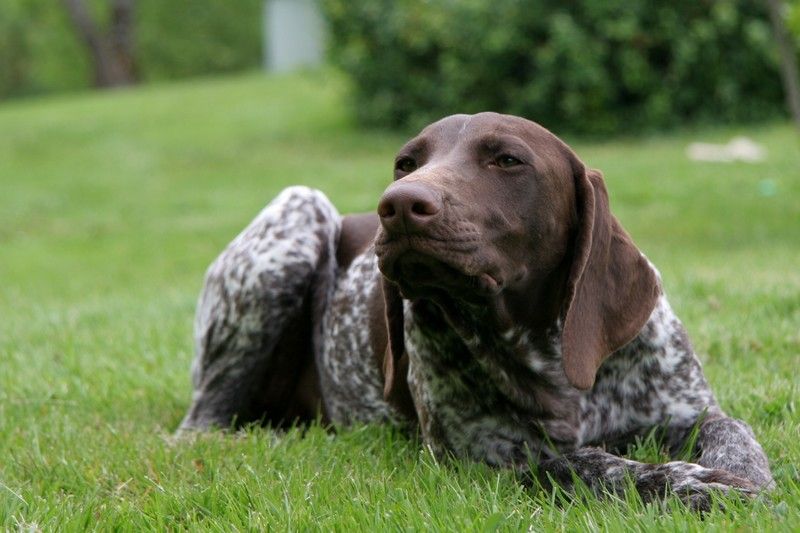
[1,0,799,134]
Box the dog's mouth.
[376,237,502,301]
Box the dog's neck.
[404,255,575,405]
[432,260,570,341]
[407,294,575,421]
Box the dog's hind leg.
[178,186,340,431]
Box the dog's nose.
[378,182,442,234]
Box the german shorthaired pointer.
[179,113,773,509]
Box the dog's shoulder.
[336,213,380,269]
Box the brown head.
[375,112,659,395]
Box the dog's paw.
[669,464,758,512]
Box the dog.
[179,112,773,509]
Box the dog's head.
[376,112,659,396]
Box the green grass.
[1,70,798,530]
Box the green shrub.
[789,0,800,38]
[323,0,788,134]
[0,1,90,99]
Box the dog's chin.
[378,249,502,303]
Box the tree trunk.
[765,0,800,130]
[61,0,137,88]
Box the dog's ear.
[561,167,660,390]
[381,278,417,420]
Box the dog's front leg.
[691,413,773,489]
[535,446,760,511]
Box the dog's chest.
[404,300,583,467]
[318,250,401,425]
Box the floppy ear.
[561,167,660,390]
[381,279,417,420]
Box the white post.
[263,0,325,72]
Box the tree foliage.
[0,0,262,100]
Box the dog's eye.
[395,157,418,173]
[496,154,523,168]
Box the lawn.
[0,70,798,530]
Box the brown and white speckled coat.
[179,113,773,510]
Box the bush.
[790,0,800,38]
[0,1,90,99]
[322,0,789,134]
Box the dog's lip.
[378,247,503,298]
[477,272,501,293]
[375,232,479,252]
